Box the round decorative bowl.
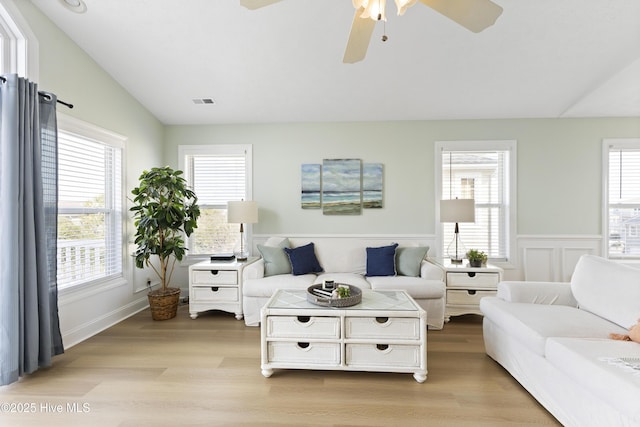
[306,283,362,307]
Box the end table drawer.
[192,286,238,302]
[447,272,499,289]
[345,317,420,340]
[191,269,237,285]
[346,343,421,368]
[447,289,496,305]
[268,341,340,365]
[267,316,340,339]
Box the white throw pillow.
[571,255,640,329]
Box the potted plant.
[466,249,488,268]
[130,166,200,320]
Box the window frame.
[0,0,38,79]
[435,140,517,267]
[178,144,253,262]
[602,138,640,260]
[57,114,127,295]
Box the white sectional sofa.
[242,236,446,329]
[480,254,640,427]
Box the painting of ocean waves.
[301,159,383,213]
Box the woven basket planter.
[148,287,181,320]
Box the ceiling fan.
[240,0,503,63]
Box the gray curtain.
[0,74,64,386]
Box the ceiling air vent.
[193,98,215,105]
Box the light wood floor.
[0,305,560,427]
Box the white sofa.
[242,236,445,329]
[480,254,640,427]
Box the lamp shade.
[440,199,475,223]
[227,200,258,224]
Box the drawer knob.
[297,342,310,349]
[467,272,476,278]
[375,317,389,324]
[376,344,389,351]
[210,287,219,292]
[210,270,220,275]
[467,290,476,295]
[297,316,311,323]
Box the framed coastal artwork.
[363,163,383,208]
[300,159,383,214]
[322,159,362,215]
[301,164,321,209]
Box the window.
[604,139,640,259]
[0,0,38,78]
[436,141,516,262]
[57,115,125,290]
[179,145,252,256]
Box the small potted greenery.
[130,166,200,320]
[466,249,488,268]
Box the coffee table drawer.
[346,343,422,368]
[345,317,420,340]
[447,289,496,305]
[267,341,340,365]
[266,316,340,339]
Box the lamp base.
[449,258,464,264]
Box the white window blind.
[606,140,640,258]
[439,142,515,261]
[181,145,252,255]
[57,127,123,289]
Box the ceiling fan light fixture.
[394,0,417,15]
[359,0,387,21]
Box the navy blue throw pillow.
[284,242,323,276]
[366,243,399,277]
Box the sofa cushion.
[571,255,640,329]
[368,276,444,298]
[366,243,398,277]
[284,242,323,275]
[396,246,429,277]
[314,273,372,289]
[257,238,291,277]
[243,274,317,297]
[480,297,626,356]
[545,337,640,423]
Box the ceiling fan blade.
[343,8,377,64]
[240,0,283,10]
[419,0,503,33]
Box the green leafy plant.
[130,166,201,294]
[466,249,488,265]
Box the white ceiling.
[31,0,640,125]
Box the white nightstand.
[429,258,503,321]
[188,257,259,320]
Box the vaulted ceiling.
[32,0,640,125]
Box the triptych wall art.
[301,159,383,215]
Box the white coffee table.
[260,289,427,382]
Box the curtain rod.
[0,75,74,109]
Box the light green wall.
[165,118,640,236]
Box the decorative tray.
[306,283,362,307]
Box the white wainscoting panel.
[517,235,602,282]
